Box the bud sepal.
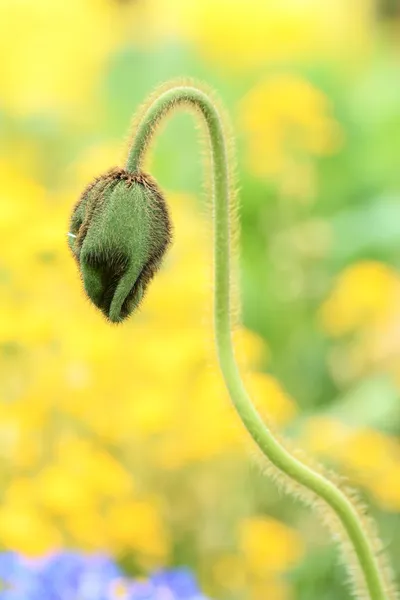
[68,168,172,323]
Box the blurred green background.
[1,0,400,598]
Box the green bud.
[68,168,172,323]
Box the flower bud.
[68,168,172,323]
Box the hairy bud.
[68,168,172,323]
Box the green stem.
[126,85,389,600]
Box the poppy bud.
[68,168,172,323]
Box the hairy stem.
[126,84,390,600]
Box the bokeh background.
[1,0,400,598]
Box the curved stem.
[126,85,389,600]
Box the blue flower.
[0,553,209,600]
[150,569,205,600]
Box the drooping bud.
[68,168,172,323]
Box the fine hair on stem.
[91,78,398,600]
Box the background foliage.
[1,1,400,598]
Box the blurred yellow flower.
[246,372,297,426]
[320,261,400,336]
[1,161,47,230]
[371,467,400,512]
[303,417,400,511]
[0,0,126,116]
[344,429,400,474]
[55,438,134,499]
[0,0,397,593]
[302,417,350,456]
[64,510,108,550]
[0,402,46,468]
[239,75,343,200]
[180,0,373,70]
[233,328,270,371]
[67,144,125,190]
[183,368,242,462]
[341,429,400,511]
[239,516,305,575]
[106,499,169,564]
[35,466,99,516]
[0,503,61,556]
[143,192,212,327]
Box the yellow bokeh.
[0,0,126,116]
[0,504,62,556]
[181,0,373,70]
[304,417,400,511]
[239,75,343,200]
[239,516,305,575]
[320,261,400,337]
[106,499,169,564]
[246,372,297,426]
[1,1,399,597]
[0,146,296,567]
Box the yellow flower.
[344,429,400,475]
[302,417,351,456]
[239,516,305,575]
[35,466,98,516]
[0,507,61,555]
[239,75,343,200]
[370,467,400,512]
[115,382,177,437]
[233,328,270,370]
[150,437,188,471]
[246,372,297,426]
[65,144,125,191]
[143,192,212,327]
[0,161,47,230]
[320,261,400,336]
[64,510,109,550]
[0,402,47,469]
[0,496,61,555]
[181,0,372,70]
[0,0,126,116]
[106,499,169,563]
[55,438,134,499]
[340,429,400,512]
[182,367,242,462]
[303,417,400,511]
